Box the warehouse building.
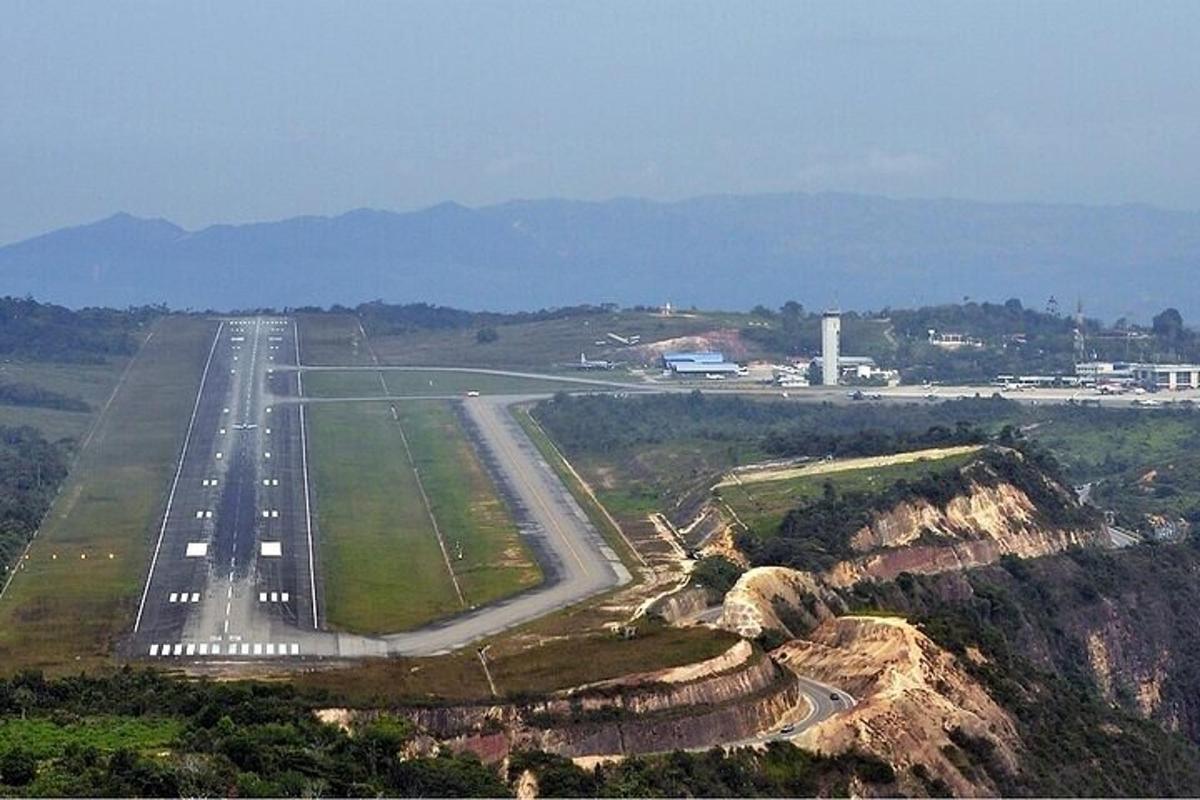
[662,351,743,377]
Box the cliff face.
[780,616,1020,798]
[720,465,1105,638]
[400,641,801,760]
[835,470,1102,585]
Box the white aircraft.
[575,353,614,370]
[232,423,259,431]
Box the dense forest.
[0,426,70,581]
[534,392,1019,458]
[0,297,154,364]
[0,669,901,797]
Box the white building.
[821,311,841,386]
[1133,364,1200,391]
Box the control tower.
[821,310,841,386]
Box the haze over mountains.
[2,192,1196,321]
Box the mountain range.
[2,192,1197,320]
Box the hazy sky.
[4,0,1200,243]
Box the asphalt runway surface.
[131,318,630,662]
[132,317,319,660]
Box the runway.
[130,317,630,662]
[131,317,320,659]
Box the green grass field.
[294,620,737,704]
[720,451,979,537]
[0,359,133,442]
[308,400,539,634]
[368,310,762,370]
[378,370,590,396]
[0,317,218,672]
[308,402,461,633]
[296,313,375,366]
[302,370,386,398]
[0,716,182,758]
[302,369,601,399]
[395,403,541,604]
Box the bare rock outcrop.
[782,616,1021,797]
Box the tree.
[0,747,37,787]
[476,327,499,344]
[1152,308,1185,342]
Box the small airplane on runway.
[232,422,259,431]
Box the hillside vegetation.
[837,542,1200,796]
[0,298,151,364]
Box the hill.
[3,193,1199,318]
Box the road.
[723,674,856,749]
[132,318,630,662]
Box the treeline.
[739,446,1097,573]
[888,298,1082,340]
[0,426,70,581]
[0,382,89,413]
[0,297,153,364]
[763,421,985,460]
[534,391,1019,457]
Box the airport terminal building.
[1133,363,1200,391]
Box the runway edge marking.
[294,319,319,629]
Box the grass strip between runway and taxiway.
[308,400,540,634]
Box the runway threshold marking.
[133,321,224,633]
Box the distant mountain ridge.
[2,192,1197,319]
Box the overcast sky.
[3,0,1200,243]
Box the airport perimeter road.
[132,317,321,661]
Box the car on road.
[830,692,841,702]
[465,390,480,397]
[779,723,796,735]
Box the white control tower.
[821,310,841,386]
